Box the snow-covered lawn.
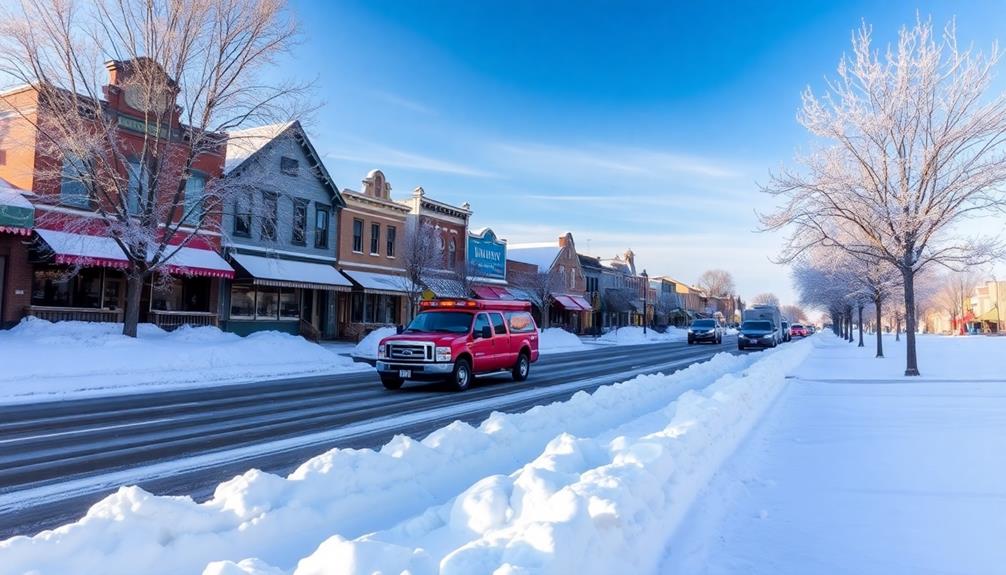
[0,318,369,404]
[662,332,1006,574]
[0,339,812,575]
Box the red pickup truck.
[376,299,540,391]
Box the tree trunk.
[901,268,920,376]
[540,303,550,329]
[875,298,884,358]
[123,271,145,338]
[857,304,865,347]
[896,315,901,341]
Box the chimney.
[558,232,573,249]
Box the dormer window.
[280,156,299,176]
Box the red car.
[790,323,809,337]
[376,299,540,391]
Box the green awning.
[0,179,33,233]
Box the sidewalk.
[661,333,1006,574]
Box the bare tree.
[780,304,808,322]
[751,292,781,308]
[512,268,561,329]
[0,0,306,336]
[696,269,736,299]
[400,220,443,319]
[761,18,1006,375]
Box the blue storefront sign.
[467,228,506,280]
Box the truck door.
[470,313,494,373]
[489,311,511,370]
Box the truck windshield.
[404,311,474,334]
[741,320,773,331]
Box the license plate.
[398,369,412,378]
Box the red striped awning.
[0,225,32,236]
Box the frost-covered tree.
[0,0,306,337]
[780,304,808,322]
[696,269,736,299]
[762,18,1006,375]
[751,292,781,308]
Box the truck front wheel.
[451,358,472,391]
[380,374,404,390]
[512,352,530,382]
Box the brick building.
[397,186,471,298]
[508,233,592,331]
[337,169,412,339]
[0,60,233,330]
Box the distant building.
[507,233,591,332]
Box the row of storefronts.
[0,58,731,340]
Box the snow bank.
[350,326,397,359]
[537,328,586,354]
[0,345,791,575]
[0,318,368,403]
[596,325,688,345]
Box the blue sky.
[286,0,1006,305]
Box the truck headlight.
[436,346,452,362]
[377,344,387,359]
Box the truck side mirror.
[481,325,493,339]
[396,325,404,334]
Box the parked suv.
[738,319,779,350]
[687,319,723,345]
[376,299,540,391]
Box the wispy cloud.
[493,141,745,181]
[326,140,496,178]
[371,90,436,115]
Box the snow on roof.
[0,178,32,209]
[507,244,560,272]
[340,269,417,294]
[223,121,295,175]
[232,253,351,288]
[35,228,128,263]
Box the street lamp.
[641,269,649,334]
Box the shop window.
[380,295,399,324]
[279,288,300,320]
[183,172,206,224]
[60,154,90,208]
[261,191,278,241]
[31,268,72,306]
[256,288,278,319]
[352,219,364,252]
[314,206,330,249]
[386,226,396,257]
[126,158,150,215]
[234,191,252,237]
[280,156,299,176]
[351,292,364,323]
[365,293,378,323]
[370,223,380,255]
[152,277,184,311]
[292,199,307,245]
[230,285,255,319]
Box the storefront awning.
[232,253,349,290]
[473,285,514,300]
[341,269,416,296]
[36,228,234,278]
[976,308,1001,323]
[552,294,592,312]
[0,179,33,235]
[507,287,537,304]
[159,245,234,279]
[36,228,130,269]
[423,275,469,298]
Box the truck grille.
[388,342,433,361]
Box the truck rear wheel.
[451,358,472,391]
[512,352,530,382]
[380,374,403,390]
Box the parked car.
[781,320,792,342]
[376,299,540,391]
[808,325,816,334]
[687,318,723,345]
[738,319,780,350]
[790,323,809,337]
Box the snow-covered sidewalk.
[0,318,369,404]
[662,332,1006,574]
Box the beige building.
[336,169,411,339]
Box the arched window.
[449,238,457,268]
